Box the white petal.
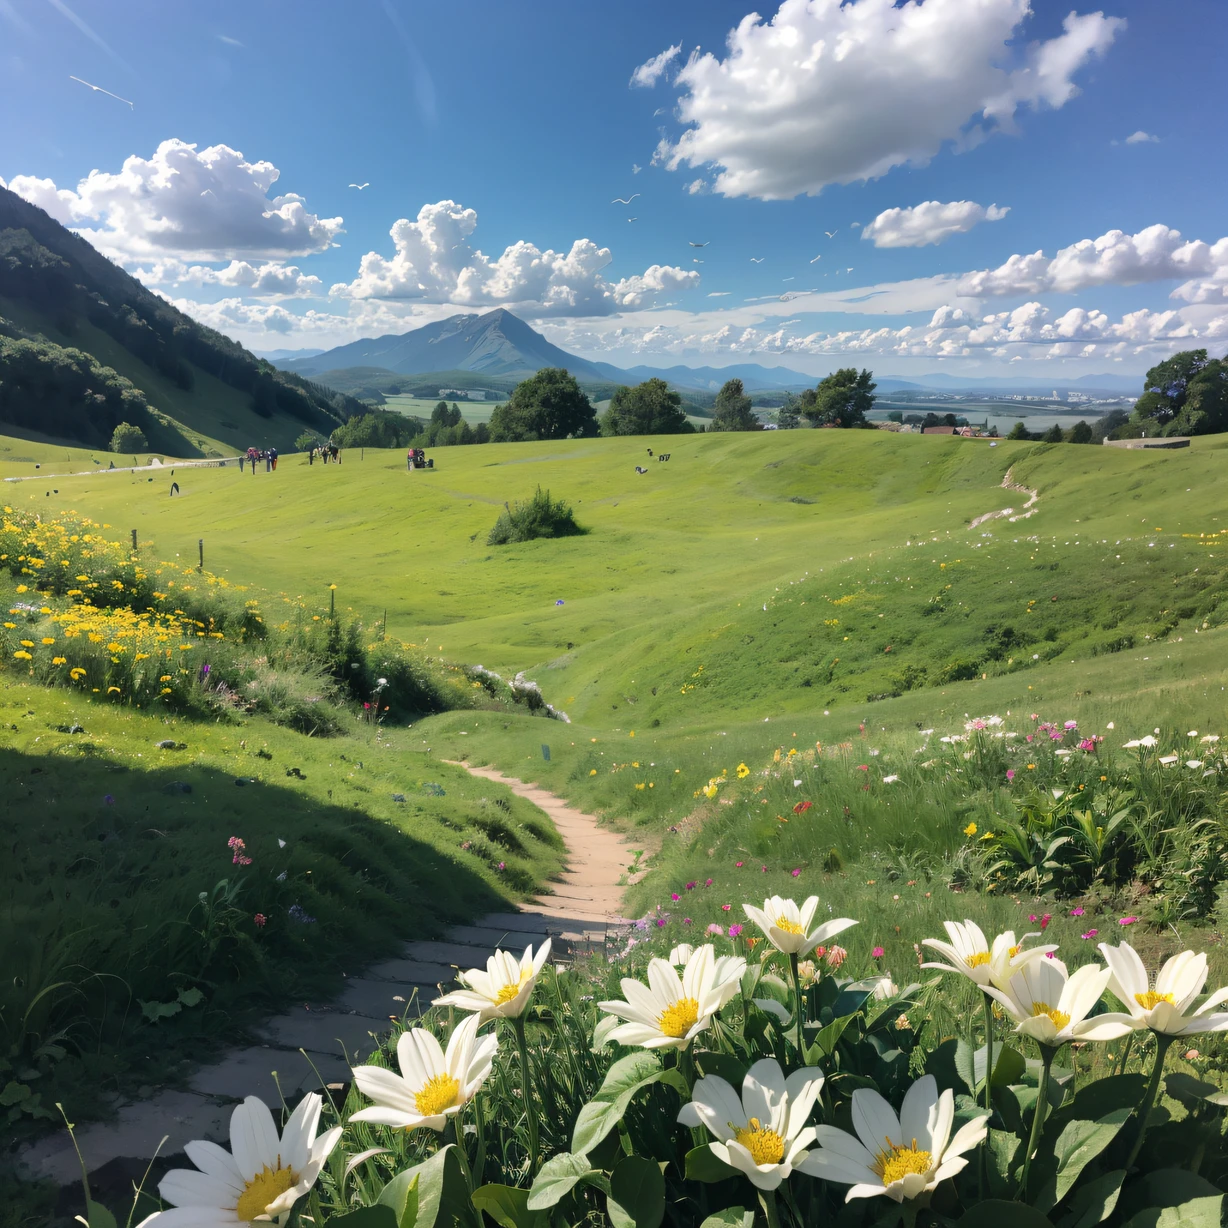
[181,1142,243,1194]
[159,1168,238,1210]
[898,1076,939,1151]
[279,1092,320,1173]
[229,1098,279,1181]
[851,1088,901,1155]
[352,1065,418,1113]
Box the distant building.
[921,425,957,435]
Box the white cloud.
[631,43,681,88]
[684,178,706,195]
[330,199,698,316]
[655,0,1124,199]
[1125,130,1159,144]
[4,139,343,261]
[959,225,1228,297]
[861,200,1010,248]
[133,258,322,297]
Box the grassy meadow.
[382,393,506,424]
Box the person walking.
[270,447,278,471]
[239,453,245,472]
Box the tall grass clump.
[487,486,584,545]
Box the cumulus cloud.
[133,258,323,297]
[1124,130,1159,144]
[330,199,698,316]
[4,139,343,261]
[654,0,1124,199]
[959,224,1228,297]
[861,200,1010,248]
[630,43,681,87]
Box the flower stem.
[760,1187,784,1228]
[447,1115,484,1228]
[1115,1031,1135,1077]
[981,991,994,1200]
[789,952,806,1057]
[1126,1034,1174,1170]
[1021,1045,1056,1200]
[512,1014,541,1172]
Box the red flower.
[793,800,813,814]
[253,913,267,928]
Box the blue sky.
[2,0,1226,380]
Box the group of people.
[308,444,342,465]
[239,447,278,473]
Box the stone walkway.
[19,766,637,1186]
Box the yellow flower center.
[235,1164,297,1222]
[874,1140,933,1186]
[1135,991,1176,1011]
[414,1072,461,1118]
[1031,1002,1071,1029]
[775,916,804,935]
[495,968,533,1005]
[657,996,700,1038]
[1008,944,1023,958]
[733,1117,785,1166]
[965,952,991,968]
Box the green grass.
[382,394,506,425]
[0,675,563,1138]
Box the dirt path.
[19,767,635,1187]
[969,465,1040,529]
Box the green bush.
[108,420,148,453]
[488,486,585,545]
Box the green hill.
[0,186,368,454]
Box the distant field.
[382,394,505,424]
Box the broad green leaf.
[685,1144,739,1184]
[956,1198,1055,1228]
[607,1156,665,1228]
[1134,1170,1225,1209]
[695,1052,748,1088]
[1165,1073,1228,1109]
[328,1210,400,1228]
[985,1129,1020,1197]
[812,1012,857,1059]
[956,1039,977,1095]
[571,1052,664,1156]
[176,987,204,1008]
[831,986,872,1018]
[992,1044,1027,1089]
[1031,1108,1132,1213]
[1048,1074,1142,1132]
[926,1038,972,1097]
[1056,1170,1125,1228]
[379,1149,465,1228]
[84,1201,118,1228]
[1122,1196,1225,1228]
[699,1210,754,1228]
[526,1152,597,1211]
[471,1183,548,1228]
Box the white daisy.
[985,957,1131,1047]
[668,943,696,966]
[1096,943,1228,1037]
[799,1075,987,1202]
[350,1012,497,1132]
[742,895,857,956]
[598,944,746,1051]
[678,1058,824,1191]
[138,1093,341,1226]
[432,939,552,1021]
[921,920,1055,991]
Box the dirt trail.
[969,466,1040,529]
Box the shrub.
[109,421,147,452]
[487,486,585,545]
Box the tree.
[1042,423,1064,443]
[1093,407,1131,441]
[778,393,801,430]
[489,368,598,442]
[800,369,876,428]
[1130,349,1228,436]
[600,378,692,435]
[1069,420,1094,444]
[1007,421,1031,441]
[294,430,324,451]
[710,378,760,431]
[432,399,449,422]
[110,421,147,453]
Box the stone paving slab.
[18,764,633,1187]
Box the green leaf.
[685,1144,739,1184]
[84,1200,118,1228]
[956,1039,977,1095]
[985,1129,1020,1196]
[571,1052,664,1156]
[1049,1074,1144,1132]
[698,1210,754,1228]
[926,1038,972,1097]
[328,1210,400,1228]
[811,1012,857,1060]
[695,1053,749,1088]
[1031,1108,1132,1213]
[526,1152,597,1211]
[1056,1170,1125,1228]
[992,1044,1027,1089]
[1165,1073,1228,1109]
[471,1184,548,1228]
[956,1199,1055,1228]
[1121,1196,1225,1228]
[1133,1170,1225,1208]
[139,998,182,1022]
[607,1156,665,1228]
[379,1149,466,1228]
[176,986,204,1008]
[0,1081,30,1107]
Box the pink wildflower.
[253,913,267,928]
[729,924,743,938]
[872,946,885,959]
[671,893,680,901]
[655,917,668,928]
[1118,916,1138,926]
[686,882,697,891]
[1006,769,1016,781]
[826,945,847,970]
[721,904,732,912]
[704,878,713,887]
[1065,720,1078,730]
[791,868,802,877]
[857,764,869,771]
[1081,929,1099,940]
[707,923,723,936]
[1070,907,1085,917]
[683,917,693,926]
[735,861,744,867]
[1040,913,1051,930]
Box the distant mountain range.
[276,310,1143,399]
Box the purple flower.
[634,918,649,932]
[791,868,802,877]
[728,924,743,938]
[686,881,697,891]
[103,794,114,805]
[288,904,316,924]
[655,917,668,928]
[683,917,693,926]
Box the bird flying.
[627,217,638,222]
[69,75,133,108]
[750,257,765,263]
[809,254,822,263]
[824,230,838,238]
[688,241,708,248]
[348,182,370,189]
[611,194,640,204]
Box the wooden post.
[329,584,336,619]
[198,538,204,571]
[131,529,138,551]
[382,608,388,639]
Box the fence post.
[131,529,137,551]
[198,538,204,571]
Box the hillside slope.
[0,186,367,453]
